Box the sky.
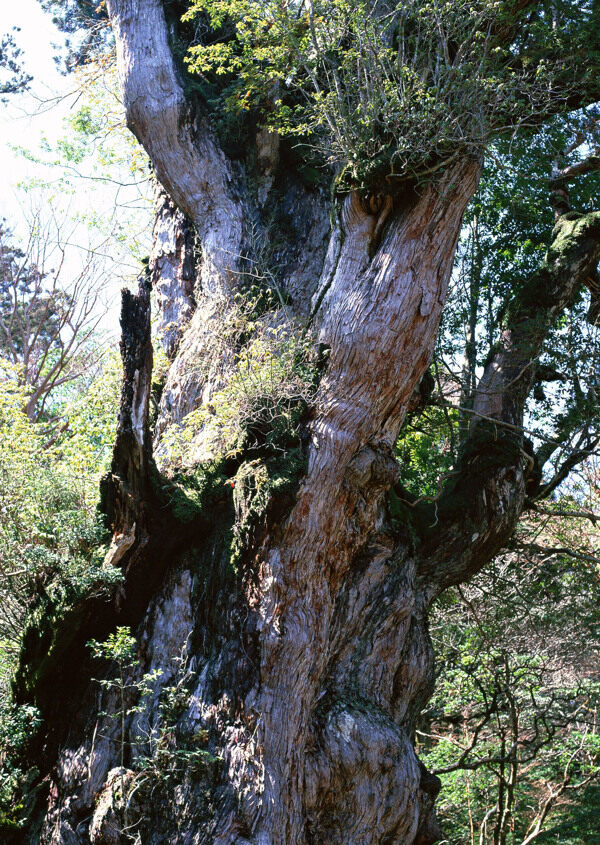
[0,0,71,214]
[0,0,153,330]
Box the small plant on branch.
[184,0,599,190]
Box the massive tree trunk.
[13,3,600,844]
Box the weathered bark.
[14,3,600,844]
[101,277,153,575]
[149,182,196,360]
[243,163,480,844]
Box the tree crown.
[183,0,600,190]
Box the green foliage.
[88,626,141,672]
[133,646,220,786]
[39,0,111,71]
[0,29,31,101]
[184,0,600,189]
[0,349,121,705]
[158,296,314,575]
[0,206,120,427]
[0,705,41,834]
[419,521,600,843]
[89,627,162,770]
[396,405,457,498]
[4,7,600,842]
[535,785,600,844]
[429,109,600,500]
[154,459,231,525]
[89,627,164,839]
[162,307,315,468]
[149,342,170,428]
[50,348,122,480]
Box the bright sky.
[0,0,153,330]
[0,0,71,216]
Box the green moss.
[164,409,308,657]
[548,212,587,257]
[12,556,121,704]
[151,459,232,525]
[0,706,43,840]
[392,424,521,542]
[15,602,83,704]
[230,446,307,570]
[500,212,600,329]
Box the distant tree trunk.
[458,215,483,445]
[15,2,600,844]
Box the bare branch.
[555,154,600,183]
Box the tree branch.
[529,506,600,524]
[419,210,600,597]
[106,0,244,292]
[555,154,600,183]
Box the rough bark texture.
[149,182,196,360]
[13,2,600,844]
[101,278,153,575]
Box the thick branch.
[106,0,244,291]
[419,210,600,596]
[529,506,600,524]
[551,155,600,182]
[535,436,599,501]
[473,211,600,427]
[555,153,600,183]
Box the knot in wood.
[359,193,389,217]
[341,192,393,247]
[345,443,399,490]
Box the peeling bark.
[244,163,480,844]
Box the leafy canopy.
[0,350,121,701]
[184,0,600,189]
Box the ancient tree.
[12,1,600,843]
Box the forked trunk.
[19,163,483,845]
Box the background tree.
[0,348,122,688]
[0,29,31,101]
[40,0,110,71]
[419,509,600,844]
[5,2,600,844]
[0,212,113,422]
[389,109,600,843]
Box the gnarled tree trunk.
[14,2,600,844]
